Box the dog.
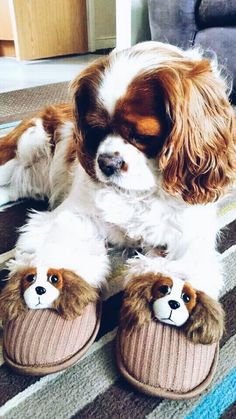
[0,42,235,343]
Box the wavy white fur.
[8,208,109,287]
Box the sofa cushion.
[195,27,236,102]
[148,0,197,49]
[197,0,236,28]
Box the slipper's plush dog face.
[0,268,99,321]
[22,267,62,310]
[152,276,196,326]
[120,273,224,344]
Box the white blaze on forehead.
[98,50,165,115]
[98,54,141,115]
[98,42,207,116]
[169,276,185,298]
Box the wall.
[94,0,116,50]
[116,0,151,50]
[131,0,151,45]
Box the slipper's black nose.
[35,286,46,295]
[168,300,180,310]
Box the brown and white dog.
[0,42,235,343]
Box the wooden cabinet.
[0,0,88,60]
[0,0,15,56]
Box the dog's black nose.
[97,153,124,177]
[35,286,46,295]
[168,300,180,310]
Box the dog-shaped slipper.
[120,273,225,344]
[0,267,99,321]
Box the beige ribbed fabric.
[117,320,219,399]
[3,302,101,375]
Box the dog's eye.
[133,134,155,144]
[159,285,171,295]
[133,135,147,144]
[182,293,191,303]
[26,274,36,283]
[48,274,59,284]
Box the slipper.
[3,301,101,376]
[116,319,219,399]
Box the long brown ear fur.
[183,291,225,344]
[120,273,161,333]
[52,269,99,319]
[156,60,236,204]
[0,272,28,321]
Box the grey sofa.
[148,0,236,103]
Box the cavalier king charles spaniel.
[0,42,235,343]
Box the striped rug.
[0,119,236,418]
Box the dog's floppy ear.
[0,271,28,321]
[70,56,110,178]
[183,291,225,344]
[53,269,99,319]
[120,273,160,333]
[156,60,235,204]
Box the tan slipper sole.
[116,320,219,399]
[3,301,101,376]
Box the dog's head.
[120,273,224,344]
[0,268,98,321]
[71,42,235,204]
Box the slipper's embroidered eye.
[182,293,191,303]
[159,285,171,295]
[48,274,59,284]
[26,274,36,283]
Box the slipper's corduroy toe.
[3,302,101,375]
[116,320,219,399]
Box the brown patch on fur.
[183,290,225,344]
[121,162,129,172]
[46,268,63,290]
[152,276,173,299]
[52,269,99,319]
[39,103,74,138]
[0,269,32,321]
[0,103,75,166]
[0,120,35,164]
[182,282,197,312]
[39,103,74,154]
[120,273,168,333]
[126,114,162,137]
[21,268,37,291]
[114,77,167,156]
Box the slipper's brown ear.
[120,273,162,333]
[0,272,28,321]
[53,269,99,319]
[183,291,225,344]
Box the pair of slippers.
[2,296,219,400]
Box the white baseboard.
[95,36,116,50]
